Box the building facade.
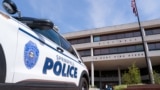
[63,19,160,89]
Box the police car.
[0,0,89,90]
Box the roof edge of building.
[63,19,160,39]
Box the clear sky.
[0,0,160,34]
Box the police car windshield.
[33,29,61,46]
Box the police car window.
[34,29,61,45]
[60,36,78,58]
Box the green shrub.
[153,70,160,84]
[122,63,141,84]
[114,85,127,90]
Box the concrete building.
[63,19,160,89]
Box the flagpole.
[133,0,155,84]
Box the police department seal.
[24,41,39,69]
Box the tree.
[122,63,141,84]
[122,71,131,84]
[128,63,141,84]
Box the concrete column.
[118,67,121,85]
[91,35,95,87]
[91,34,95,87]
[99,70,102,89]
[91,61,94,87]
[90,35,93,43]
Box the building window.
[145,30,153,35]
[93,30,142,42]
[100,35,107,41]
[133,31,141,37]
[108,34,117,40]
[127,46,136,52]
[145,28,160,35]
[68,36,90,44]
[93,36,100,42]
[148,43,156,50]
[118,47,127,53]
[125,32,133,38]
[78,49,91,57]
[93,44,145,56]
[156,43,160,49]
[136,45,143,51]
[117,33,125,39]
[69,40,77,44]
[109,48,117,54]
[94,49,101,56]
[153,28,160,34]
[101,48,109,55]
[148,42,160,51]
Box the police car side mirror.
[2,0,18,14]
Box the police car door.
[13,23,77,87]
[14,23,54,83]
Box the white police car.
[0,0,89,90]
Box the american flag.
[131,0,138,16]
